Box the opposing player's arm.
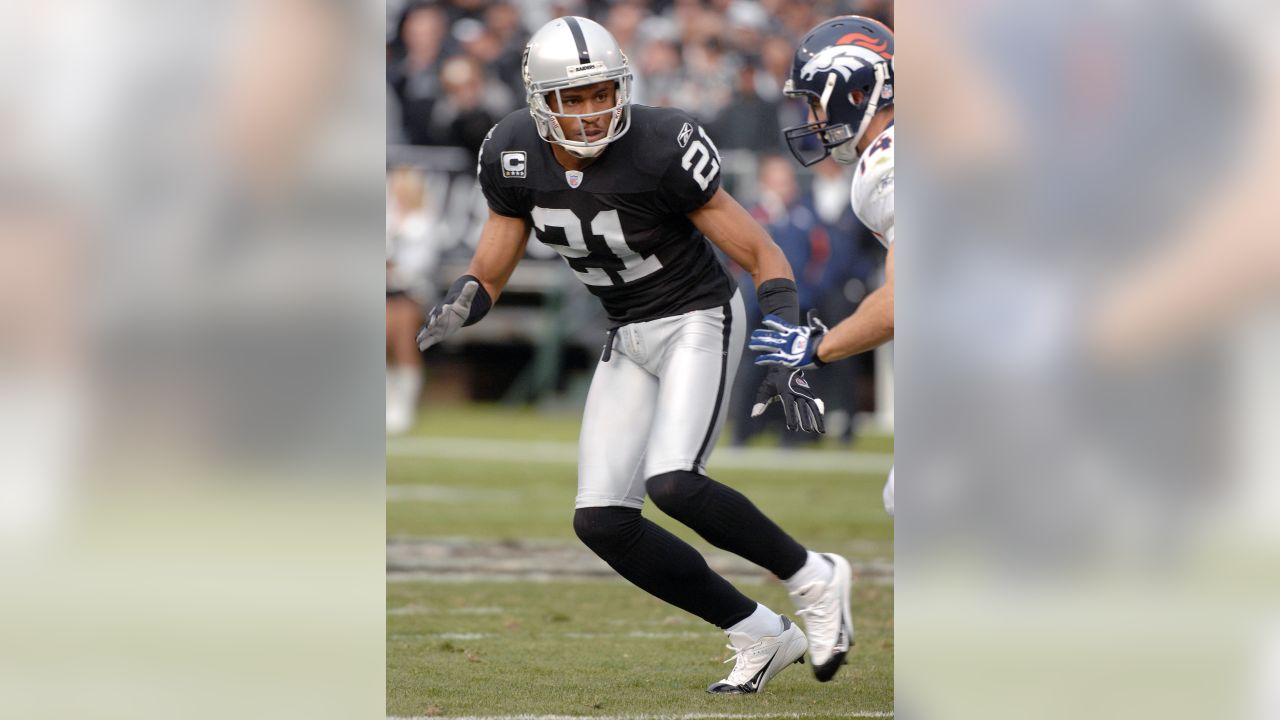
[417,209,530,351]
[689,189,794,287]
[816,242,894,363]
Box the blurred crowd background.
[385,0,895,442]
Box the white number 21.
[531,207,663,287]
[680,126,721,191]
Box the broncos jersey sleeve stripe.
[477,105,737,325]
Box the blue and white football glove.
[749,311,829,369]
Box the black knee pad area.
[645,470,708,518]
[573,506,643,557]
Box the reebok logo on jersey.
[501,151,527,178]
[677,122,693,148]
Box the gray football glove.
[417,279,480,351]
[751,367,826,434]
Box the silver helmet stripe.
[564,16,590,65]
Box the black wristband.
[756,278,799,325]
[447,274,493,327]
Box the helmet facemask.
[783,62,888,166]
[526,67,633,158]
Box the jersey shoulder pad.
[478,109,539,171]
[619,105,722,210]
[477,110,539,217]
[623,105,715,176]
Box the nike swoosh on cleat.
[741,648,780,693]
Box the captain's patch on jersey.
[501,151,527,178]
[677,122,693,148]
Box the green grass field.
[387,404,894,719]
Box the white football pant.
[576,291,745,509]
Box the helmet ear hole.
[849,90,865,107]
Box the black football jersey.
[477,105,737,325]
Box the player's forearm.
[464,256,514,304]
[749,239,796,288]
[464,217,530,303]
[753,240,801,325]
[816,286,894,363]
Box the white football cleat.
[790,552,854,681]
[706,615,808,694]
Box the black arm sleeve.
[446,274,493,327]
[756,278,799,325]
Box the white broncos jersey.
[851,124,894,247]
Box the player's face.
[546,80,617,143]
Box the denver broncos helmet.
[782,16,894,166]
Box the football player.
[417,17,854,692]
[751,16,895,513]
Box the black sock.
[574,506,756,629]
[646,470,807,579]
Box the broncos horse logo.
[799,43,889,82]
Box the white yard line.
[386,485,521,503]
[389,714,893,720]
[387,437,893,474]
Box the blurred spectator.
[483,2,531,101]
[605,2,650,60]
[760,34,794,97]
[386,167,442,435]
[389,3,450,146]
[634,27,684,108]
[677,37,738,125]
[425,55,510,152]
[446,0,492,21]
[710,58,783,152]
[726,1,771,55]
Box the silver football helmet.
[522,16,633,158]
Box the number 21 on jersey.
[531,207,663,287]
[681,126,720,191]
